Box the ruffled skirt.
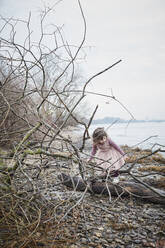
[94,146,125,175]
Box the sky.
[0,0,165,120]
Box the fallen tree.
[58,173,165,205]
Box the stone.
[94,232,102,238]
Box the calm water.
[87,122,165,150]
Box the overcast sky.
[1,0,165,120]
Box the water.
[87,122,165,150]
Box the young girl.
[88,127,126,180]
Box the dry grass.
[139,165,165,173]
[123,146,165,165]
[0,191,81,248]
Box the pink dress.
[90,138,125,175]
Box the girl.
[88,127,126,180]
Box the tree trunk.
[58,173,165,205]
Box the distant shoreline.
[92,117,165,125]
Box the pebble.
[94,232,102,238]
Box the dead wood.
[58,173,165,205]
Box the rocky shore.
[38,162,165,248]
[1,127,165,248]
[53,194,165,248]
[37,128,165,248]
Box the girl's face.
[94,135,107,145]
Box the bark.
[58,173,165,205]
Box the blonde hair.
[92,127,107,142]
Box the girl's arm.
[88,144,98,161]
[108,138,125,156]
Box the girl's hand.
[125,156,130,162]
[84,159,91,164]
[87,159,95,165]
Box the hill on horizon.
[92,117,165,124]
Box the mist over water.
[87,122,165,150]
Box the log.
[58,173,165,205]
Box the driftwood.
[58,173,165,205]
